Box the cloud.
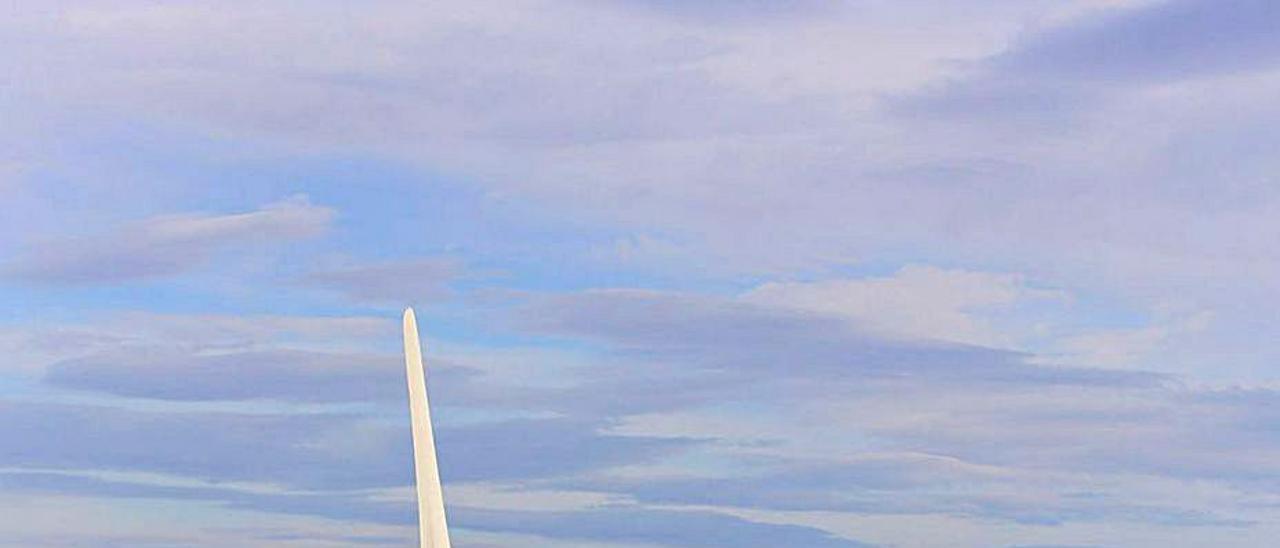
[302,257,461,303]
[27,312,577,408]
[0,400,717,545]
[744,265,1065,347]
[20,286,1244,540]
[0,311,395,374]
[896,0,1280,131]
[12,0,1280,306]
[0,400,696,491]
[0,489,412,548]
[0,0,1007,276]
[6,2,1280,544]
[0,471,869,547]
[555,379,1280,529]
[4,295,1277,544]
[2,195,333,284]
[45,349,414,402]
[495,288,1280,530]
[1047,311,1212,369]
[104,312,394,351]
[996,0,1280,84]
[561,452,1249,527]
[437,418,699,482]
[520,288,1161,390]
[450,506,871,548]
[864,383,1280,491]
[611,0,837,24]
[0,471,416,543]
[0,401,410,490]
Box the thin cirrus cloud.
[994,0,1280,83]
[0,400,693,493]
[518,288,1161,389]
[45,349,415,403]
[301,257,462,303]
[2,195,332,284]
[743,265,1067,348]
[896,0,1280,123]
[40,345,543,408]
[557,456,1245,528]
[449,506,871,548]
[0,401,410,490]
[614,0,836,23]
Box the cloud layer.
[4,196,332,284]
[5,0,1280,546]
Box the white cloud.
[1048,310,1213,369]
[447,482,629,513]
[743,265,1065,347]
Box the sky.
[2,1,1280,546]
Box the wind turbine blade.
[404,308,452,548]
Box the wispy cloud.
[896,0,1280,127]
[450,506,871,548]
[0,401,409,490]
[46,349,413,402]
[520,288,1159,390]
[302,257,461,303]
[745,265,1066,347]
[5,1,1280,545]
[996,0,1280,83]
[3,195,332,284]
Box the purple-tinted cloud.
[450,506,871,548]
[302,257,462,303]
[0,471,871,547]
[3,196,332,284]
[997,0,1280,83]
[0,401,696,490]
[0,401,409,490]
[896,0,1280,126]
[45,349,464,403]
[519,289,1163,388]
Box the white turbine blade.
[404,308,452,548]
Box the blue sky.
[3,1,1280,546]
